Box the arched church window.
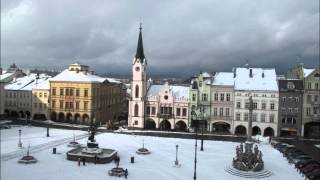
[135,85,139,98]
[134,104,139,117]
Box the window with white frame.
[226,94,230,101]
[269,114,274,123]
[213,108,217,116]
[244,113,248,121]
[261,114,265,122]
[236,113,241,121]
[236,102,241,109]
[270,103,275,110]
[214,93,218,101]
[220,93,224,101]
[219,108,223,116]
[226,108,230,117]
[252,113,257,121]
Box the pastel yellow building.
[32,79,50,120]
[49,63,124,125]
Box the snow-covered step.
[225,166,272,178]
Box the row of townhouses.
[0,63,127,126]
[128,28,320,138]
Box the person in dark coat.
[82,158,86,166]
[94,155,97,165]
[124,169,128,179]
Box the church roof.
[134,25,145,63]
[147,84,189,98]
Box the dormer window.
[287,82,295,89]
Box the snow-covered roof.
[303,68,315,77]
[234,68,278,91]
[4,74,51,91]
[202,72,211,78]
[50,69,106,83]
[21,77,50,91]
[106,78,121,84]
[4,74,37,90]
[147,84,189,98]
[31,78,51,90]
[212,72,234,86]
[0,72,14,81]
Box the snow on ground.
[1,126,303,180]
[1,126,85,154]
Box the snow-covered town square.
[1,0,319,179]
[1,126,305,180]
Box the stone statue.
[254,145,259,156]
[240,143,243,153]
[232,142,264,172]
[88,131,95,142]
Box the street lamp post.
[18,129,22,148]
[194,123,198,180]
[175,144,179,166]
[247,96,254,142]
[200,122,204,151]
[191,110,198,180]
[46,123,50,137]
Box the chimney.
[249,68,253,78]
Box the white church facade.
[128,27,190,130]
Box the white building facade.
[128,27,148,129]
[145,83,190,130]
[4,73,50,119]
[233,67,279,137]
[128,27,190,130]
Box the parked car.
[305,169,320,180]
[291,155,312,164]
[301,164,320,174]
[300,162,320,172]
[296,160,319,169]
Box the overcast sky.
[1,0,319,78]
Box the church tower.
[128,24,147,128]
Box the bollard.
[53,148,56,154]
[130,156,134,163]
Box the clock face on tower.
[135,67,140,72]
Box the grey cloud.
[1,0,319,78]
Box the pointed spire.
[135,23,145,62]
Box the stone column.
[247,96,253,141]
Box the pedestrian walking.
[124,169,128,179]
[82,158,86,166]
[78,158,81,166]
[94,155,97,165]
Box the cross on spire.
[135,23,145,61]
